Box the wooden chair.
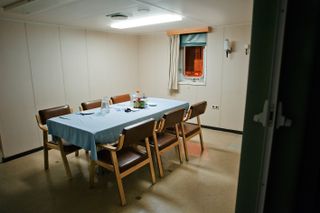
[150,108,185,178]
[180,101,207,161]
[80,99,102,111]
[110,93,130,104]
[89,118,156,206]
[35,105,82,179]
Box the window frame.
[178,45,207,86]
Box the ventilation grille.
[106,12,129,20]
[1,0,77,15]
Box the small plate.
[78,112,94,115]
[128,107,140,111]
[148,103,157,107]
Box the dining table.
[47,97,189,160]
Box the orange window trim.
[184,46,204,77]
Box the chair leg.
[155,147,164,178]
[89,160,96,188]
[181,136,189,161]
[176,143,183,164]
[44,145,49,170]
[180,123,189,161]
[197,116,205,152]
[145,139,156,184]
[58,141,72,179]
[199,131,204,152]
[111,151,126,206]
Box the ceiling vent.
[106,12,129,20]
[1,0,77,14]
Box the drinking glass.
[101,96,110,113]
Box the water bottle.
[130,92,136,107]
[101,96,110,113]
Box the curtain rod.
[166,27,212,36]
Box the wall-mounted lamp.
[224,39,232,58]
[244,44,250,55]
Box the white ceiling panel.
[0,0,253,34]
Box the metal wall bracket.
[276,102,292,128]
[253,100,273,127]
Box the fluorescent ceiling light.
[111,14,183,29]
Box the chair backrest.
[111,94,130,104]
[122,118,155,147]
[189,101,207,119]
[81,99,101,110]
[162,108,185,130]
[38,105,71,125]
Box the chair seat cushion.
[51,137,74,146]
[150,133,178,151]
[97,147,148,173]
[166,123,200,138]
[182,123,200,138]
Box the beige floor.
[0,128,242,213]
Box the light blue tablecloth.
[47,97,189,160]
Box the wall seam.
[219,27,226,127]
[24,23,38,111]
[84,29,91,99]
[24,22,42,146]
[58,26,68,104]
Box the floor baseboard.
[201,125,243,135]
[2,147,43,163]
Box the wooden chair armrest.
[98,134,125,152]
[40,125,48,132]
[98,144,117,151]
[183,109,191,122]
[40,126,48,133]
[154,120,160,132]
[155,118,165,132]
[35,114,48,132]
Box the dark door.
[236,0,320,212]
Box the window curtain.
[168,35,180,90]
[180,33,207,47]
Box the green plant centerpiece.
[133,97,146,109]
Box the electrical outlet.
[211,105,219,110]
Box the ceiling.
[0,0,253,34]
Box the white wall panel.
[86,31,110,99]
[197,29,224,127]
[105,34,139,95]
[26,23,66,110]
[0,21,40,157]
[220,25,250,130]
[87,31,139,99]
[59,27,89,111]
[138,34,170,98]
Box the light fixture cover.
[110,14,183,29]
[224,39,232,58]
[224,39,231,51]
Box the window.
[184,46,204,77]
[179,33,207,85]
